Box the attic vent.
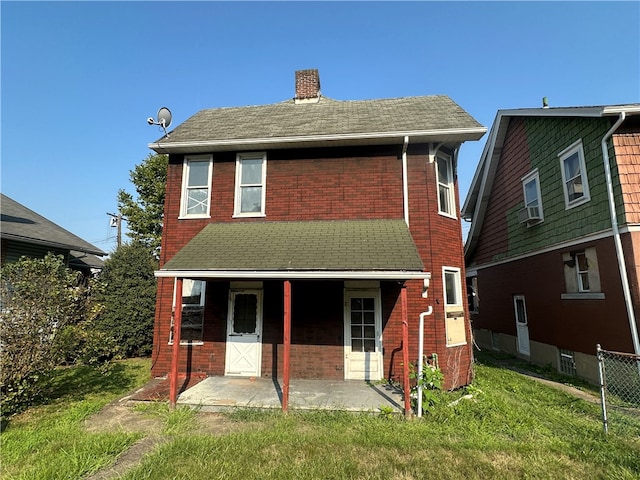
[295,69,321,104]
[518,206,542,225]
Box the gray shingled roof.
[1,194,106,256]
[150,95,486,153]
[159,219,424,275]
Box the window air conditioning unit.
[518,206,541,224]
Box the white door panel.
[344,290,383,381]
[225,290,262,377]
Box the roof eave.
[155,269,431,280]
[148,128,487,154]
[1,233,107,257]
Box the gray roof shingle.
[160,219,424,274]
[1,194,106,256]
[150,95,486,153]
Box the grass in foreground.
[0,358,151,480]
[119,360,640,480]
[2,356,639,479]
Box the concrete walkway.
[177,376,405,413]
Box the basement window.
[558,348,577,376]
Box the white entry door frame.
[344,286,383,381]
[513,294,530,356]
[225,288,263,377]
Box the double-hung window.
[561,247,604,299]
[180,156,212,218]
[443,267,466,346]
[559,140,590,209]
[436,154,455,217]
[521,170,543,224]
[170,279,205,344]
[234,153,266,217]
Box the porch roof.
[156,219,429,280]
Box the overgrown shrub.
[94,241,157,357]
[0,254,88,417]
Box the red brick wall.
[153,144,472,389]
[614,128,640,224]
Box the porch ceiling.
[156,219,429,280]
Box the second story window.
[520,170,543,225]
[180,155,212,218]
[559,140,590,209]
[436,153,455,218]
[234,153,267,217]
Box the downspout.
[601,112,640,356]
[417,304,433,418]
[402,136,410,226]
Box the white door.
[225,290,263,376]
[513,295,530,356]
[344,290,383,381]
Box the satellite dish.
[157,107,172,129]
[147,106,172,137]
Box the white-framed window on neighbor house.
[169,279,206,344]
[443,267,467,347]
[436,153,456,218]
[521,170,544,224]
[180,155,213,218]
[234,152,266,217]
[561,247,604,300]
[559,140,590,209]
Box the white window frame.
[436,153,456,218]
[558,140,590,209]
[179,155,213,218]
[443,267,463,307]
[521,169,544,224]
[169,278,205,345]
[233,152,267,217]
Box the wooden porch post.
[169,277,183,410]
[401,285,411,417]
[283,280,292,412]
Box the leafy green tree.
[0,254,88,417]
[94,241,158,357]
[117,153,168,255]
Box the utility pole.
[107,212,123,248]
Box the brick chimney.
[294,69,321,104]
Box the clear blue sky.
[2,1,639,252]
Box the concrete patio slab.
[177,377,404,413]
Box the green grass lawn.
[2,355,639,479]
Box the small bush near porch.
[2,355,639,479]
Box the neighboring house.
[462,104,640,384]
[0,193,106,276]
[149,69,486,408]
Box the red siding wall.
[153,144,472,389]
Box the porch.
[176,376,405,413]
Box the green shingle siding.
[502,117,618,258]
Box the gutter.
[148,127,487,153]
[154,270,432,281]
[601,112,640,356]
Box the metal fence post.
[597,344,608,434]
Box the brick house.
[462,104,640,383]
[149,70,486,410]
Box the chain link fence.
[597,344,640,433]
